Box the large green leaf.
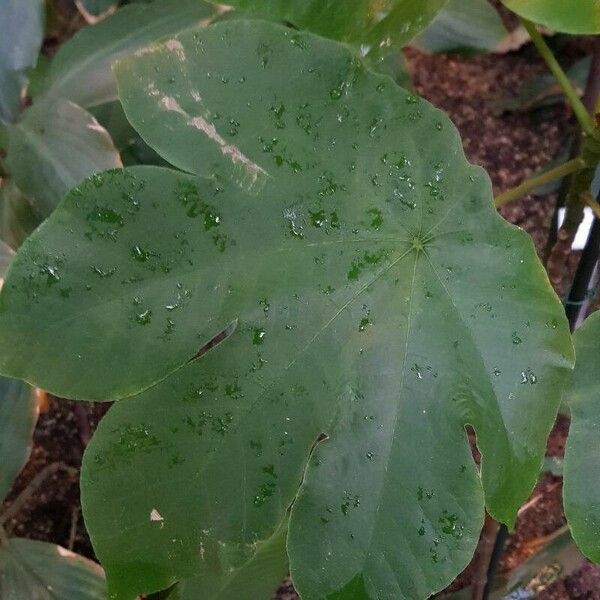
[413,0,507,54]
[0,21,568,599]
[0,538,106,599]
[38,0,217,109]
[501,0,600,34]
[0,240,38,503]
[563,310,600,562]
[0,0,44,123]
[6,99,122,217]
[208,0,447,56]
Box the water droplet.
[411,363,423,380]
[136,309,152,325]
[252,327,266,345]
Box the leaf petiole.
[521,18,596,136]
[494,157,587,207]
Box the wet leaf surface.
[0,21,575,599]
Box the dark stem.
[545,37,600,259]
[471,515,501,600]
[565,208,600,330]
[482,525,509,600]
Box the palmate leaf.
[207,0,447,57]
[563,310,600,562]
[501,0,600,34]
[0,20,574,599]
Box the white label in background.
[558,207,594,250]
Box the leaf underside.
[0,20,574,600]
[564,311,600,562]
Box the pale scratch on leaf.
[135,44,160,58]
[159,96,268,191]
[165,38,186,62]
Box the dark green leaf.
[495,57,591,115]
[90,101,170,167]
[38,0,218,109]
[501,0,600,34]
[0,377,37,503]
[0,538,106,599]
[414,0,507,54]
[0,180,41,250]
[0,239,37,503]
[564,310,600,562]
[6,99,122,217]
[0,0,44,123]
[206,0,447,56]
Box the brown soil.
[2,17,599,600]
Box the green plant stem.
[560,135,600,234]
[494,158,587,207]
[582,192,600,220]
[521,18,595,135]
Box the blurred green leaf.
[501,0,600,34]
[6,99,122,217]
[495,57,591,115]
[0,376,37,504]
[543,456,563,477]
[0,0,44,123]
[77,0,120,18]
[206,0,447,58]
[564,310,600,562]
[441,527,584,599]
[0,538,107,599]
[90,101,170,167]
[38,0,217,109]
[0,240,37,505]
[0,180,41,250]
[413,0,507,54]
